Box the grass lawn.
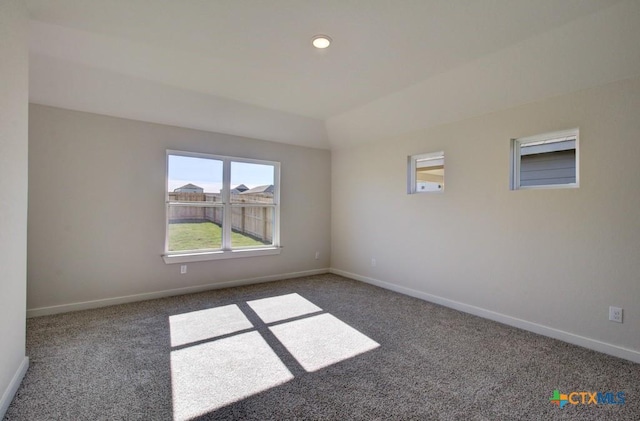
[168,221,266,251]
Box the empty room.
[2,0,640,420]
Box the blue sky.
[168,155,274,193]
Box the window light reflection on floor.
[169,304,253,347]
[247,292,322,323]
[270,313,380,372]
[169,293,380,420]
[171,331,294,421]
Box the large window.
[163,151,280,263]
[511,129,579,190]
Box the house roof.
[231,184,249,193]
[174,183,202,191]
[240,185,274,195]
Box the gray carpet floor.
[5,274,639,420]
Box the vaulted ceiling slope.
[26,0,640,149]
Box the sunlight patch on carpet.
[169,293,380,419]
[247,293,322,323]
[169,304,253,347]
[170,331,294,421]
[269,313,380,372]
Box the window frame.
[407,151,445,194]
[163,150,281,264]
[510,128,579,191]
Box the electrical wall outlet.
[180,264,187,274]
[609,306,623,323]
[371,258,377,267]
[315,251,320,260]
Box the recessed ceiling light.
[312,35,332,49]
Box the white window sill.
[163,247,281,264]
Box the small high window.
[511,129,579,190]
[408,151,444,194]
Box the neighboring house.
[174,183,204,193]
[241,185,274,195]
[519,139,577,187]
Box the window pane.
[230,162,275,204]
[414,153,444,193]
[517,136,577,188]
[168,155,223,203]
[230,206,274,248]
[168,206,223,251]
[511,130,578,189]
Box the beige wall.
[0,0,29,415]
[331,76,640,358]
[28,105,331,311]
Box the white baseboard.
[27,268,330,318]
[330,268,640,364]
[0,357,29,419]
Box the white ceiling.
[25,0,640,149]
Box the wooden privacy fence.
[168,192,273,243]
